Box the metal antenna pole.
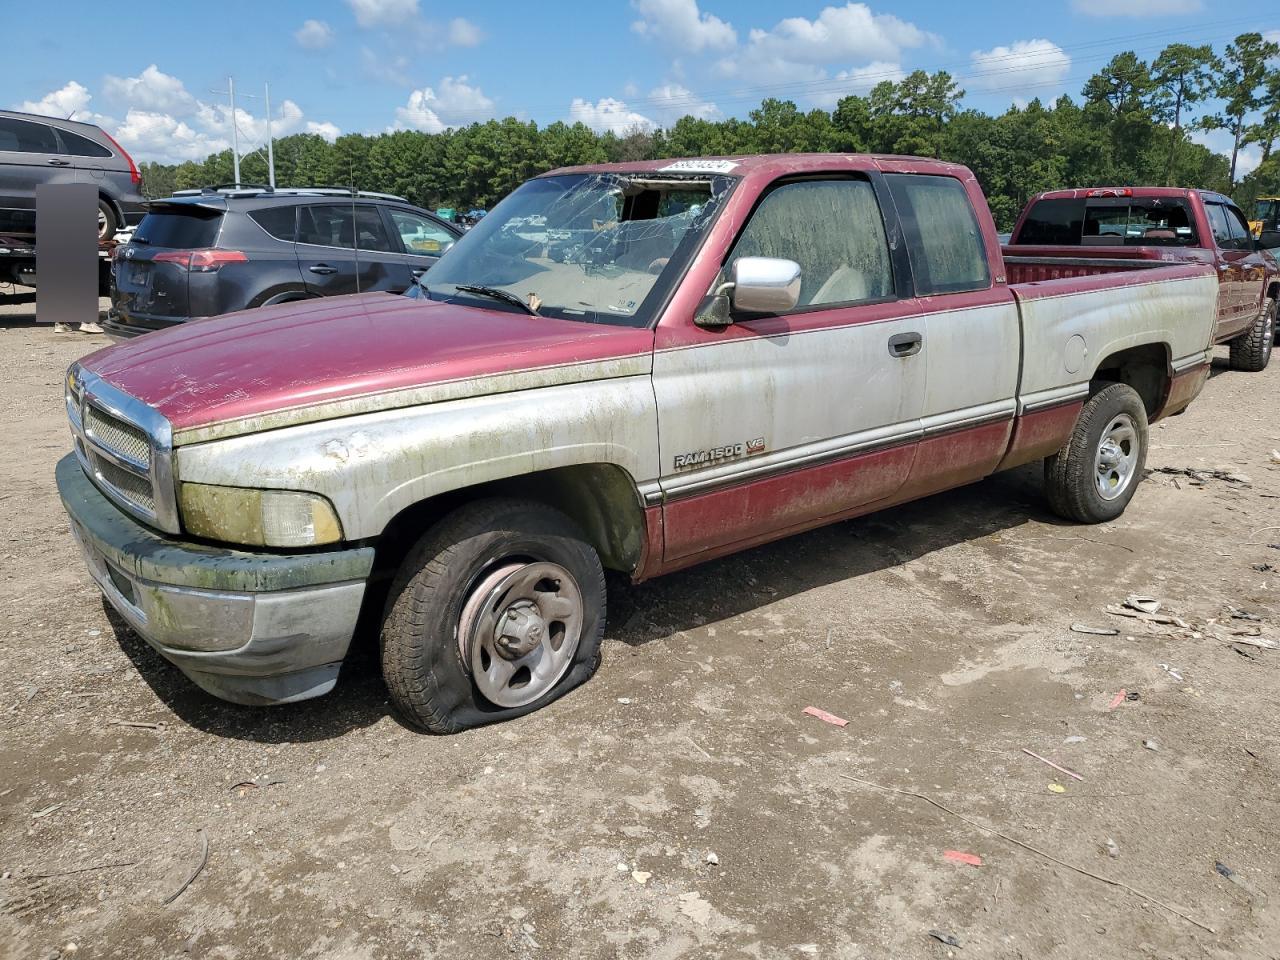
[229,76,240,184]
[264,83,275,188]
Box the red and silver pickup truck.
[1006,187,1279,371]
[58,155,1219,732]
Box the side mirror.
[1259,230,1280,251]
[695,256,802,329]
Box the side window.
[388,210,455,255]
[57,129,113,158]
[0,117,61,153]
[887,174,991,294]
[725,178,894,309]
[248,206,298,242]
[297,204,393,252]
[1206,203,1235,248]
[1224,205,1254,250]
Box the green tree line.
[137,33,1280,231]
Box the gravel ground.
[2,297,1279,960]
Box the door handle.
[308,264,337,275]
[410,267,427,277]
[46,159,71,166]
[888,332,923,358]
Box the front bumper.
[57,454,375,705]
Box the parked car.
[105,186,461,339]
[1006,187,1280,371]
[58,154,1219,731]
[0,109,145,241]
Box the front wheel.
[1044,383,1149,524]
[1229,298,1275,372]
[380,498,606,733]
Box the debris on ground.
[1047,783,1067,794]
[1105,838,1120,859]
[1125,596,1162,614]
[802,706,849,728]
[1251,563,1274,573]
[231,776,285,796]
[1021,748,1084,781]
[161,829,209,905]
[1215,861,1266,900]
[1149,466,1252,486]
[1157,663,1183,682]
[705,852,719,866]
[1107,690,1128,711]
[1064,735,1087,745]
[1105,602,1189,628]
[678,891,712,924]
[1070,623,1119,636]
[943,850,983,867]
[631,870,651,885]
[927,929,961,947]
[31,803,63,819]
[1229,608,1262,622]
[1143,740,1160,752]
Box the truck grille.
[66,365,179,533]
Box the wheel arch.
[372,462,651,580]
[1089,341,1171,419]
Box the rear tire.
[380,498,606,733]
[1044,383,1149,524]
[1228,298,1274,372]
[97,199,118,242]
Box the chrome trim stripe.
[1004,255,1167,270]
[1017,383,1089,416]
[920,399,1017,437]
[1171,350,1211,375]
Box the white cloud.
[1191,128,1261,179]
[646,84,721,125]
[103,65,196,114]
[738,3,936,68]
[1071,0,1202,15]
[392,76,496,132]
[448,17,483,47]
[630,0,736,52]
[346,0,420,28]
[568,97,656,135]
[807,61,906,107]
[969,39,1071,93]
[306,120,342,141]
[295,19,335,50]
[17,80,95,120]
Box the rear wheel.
[380,498,606,733]
[1044,383,1149,524]
[97,199,118,242]
[1228,298,1274,372]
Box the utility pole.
[264,83,275,188]
[209,77,242,184]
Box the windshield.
[1256,199,1279,225]
[419,172,733,326]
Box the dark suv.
[0,110,145,240]
[106,186,461,339]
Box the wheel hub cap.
[456,560,584,708]
[1094,413,1138,501]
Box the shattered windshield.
[419,172,734,326]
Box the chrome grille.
[93,454,157,512]
[65,364,179,534]
[85,405,151,468]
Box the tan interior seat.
[810,264,869,305]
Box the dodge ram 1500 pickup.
[1006,187,1279,371]
[58,155,1220,732]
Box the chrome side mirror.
[694,256,803,329]
[732,257,801,313]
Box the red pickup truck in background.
[1005,188,1279,372]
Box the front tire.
[1229,298,1275,372]
[380,498,606,733]
[1044,383,1149,524]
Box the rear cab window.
[1015,195,1198,247]
[724,177,895,309]
[135,206,223,248]
[886,174,990,294]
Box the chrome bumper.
[57,454,376,705]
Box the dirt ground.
[2,297,1279,960]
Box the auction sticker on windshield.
[658,160,738,174]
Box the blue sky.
[9,0,1278,172]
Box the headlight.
[179,483,343,547]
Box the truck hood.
[81,293,654,440]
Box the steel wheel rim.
[97,209,108,239]
[1094,413,1138,501]
[457,560,583,708]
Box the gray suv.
[106,186,461,339]
[0,110,146,241]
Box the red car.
[1006,187,1279,371]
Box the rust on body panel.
[996,402,1084,472]
[1155,362,1211,421]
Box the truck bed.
[1002,244,1213,284]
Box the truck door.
[652,173,926,564]
[1223,202,1268,322]
[883,173,1020,494]
[1206,201,1249,338]
[296,202,409,296]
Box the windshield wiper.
[453,284,540,316]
